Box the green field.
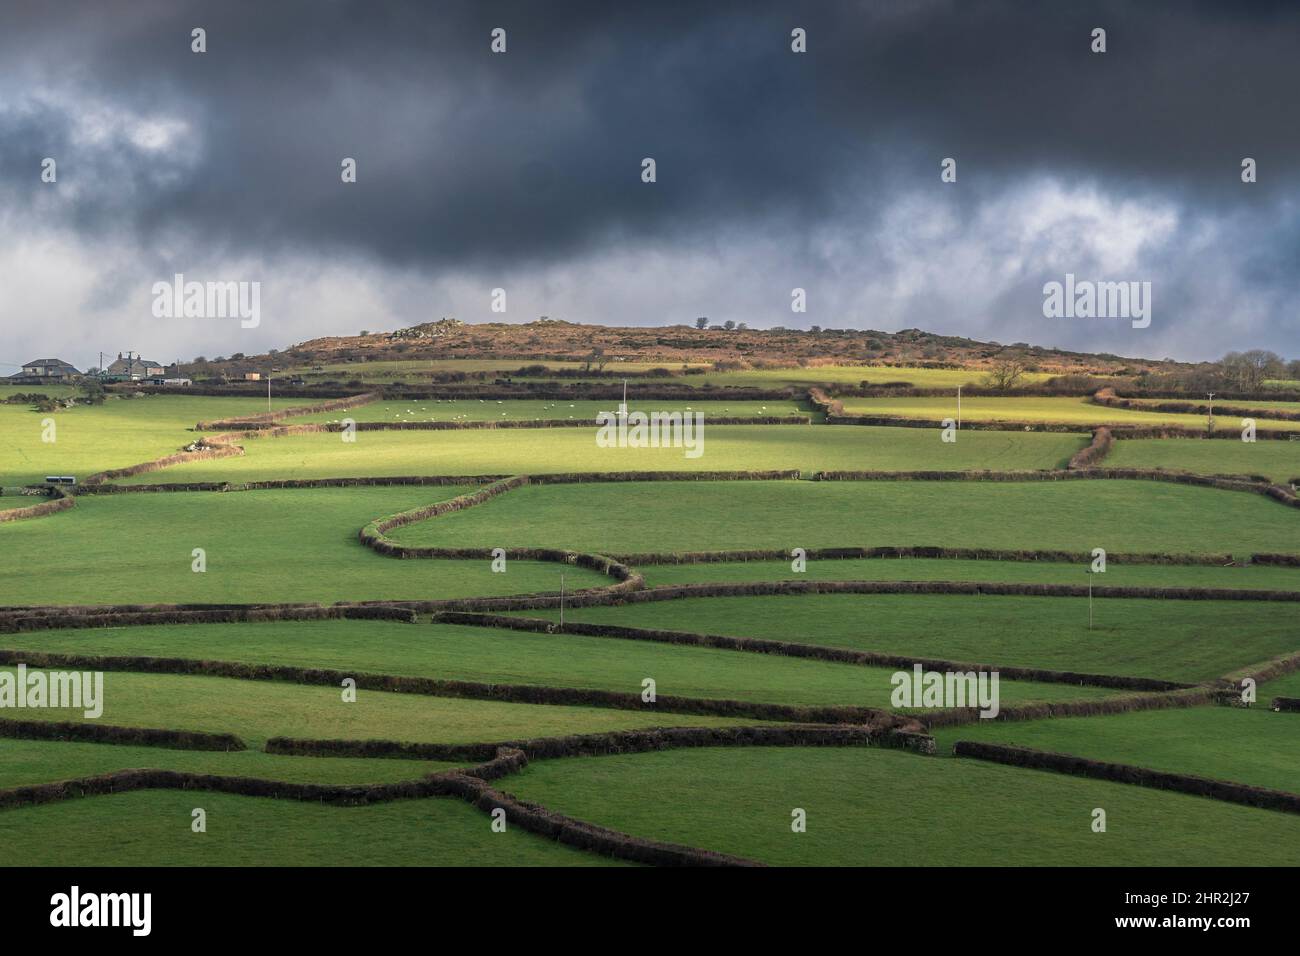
[544,593,1300,682]
[285,398,812,424]
[639,557,1300,591]
[0,619,1119,711]
[0,737,461,789]
[0,394,305,486]
[110,426,1085,483]
[1107,437,1300,484]
[504,746,1300,866]
[932,705,1300,794]
[837,394,1300,431]
[4,377,1295,869]
[0,487,606,605]
[391,479,1300,557]
[0,791,619,866]
[0,668,749,747]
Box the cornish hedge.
[1068,427,1113,469]
[0,487,74,523]
[0,648,898,725]
[430,611,1190,692]
[953,741,1300,815]
[266,721,929,763]
[0,768,449,812]
[196,391,380,429]
[0,716,245,751]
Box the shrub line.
[430,611,1190,692]
[0,768,452,812]
[0,716,245,752]
[0,648,901,725]
[952,740,1300,815]
[265,721,931,763]
[609,545,1238,566]
[0,486,74,523]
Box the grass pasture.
[638,557,1300,591]
[0,487,607,605]
[0,393,305,486]
[837,394,1300,432]
[0,791,618,867]
[0,667,750,748]
[110,425,1086,483]
[0,619,1121,711]
[390,479,1300,557]
[1107,437,1300,485]
[284,398,812,425]
[0,737,461,790]
[931,705,1300,795]
[543,593,1300,683]
[3,379,1296,869]
[504,746,1300,866]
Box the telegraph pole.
[1207,391,1215,433]
[957,385,962,430]
[559,573,566,630]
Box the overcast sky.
[1,0,1296,370]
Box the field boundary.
[195,391,381,429]
[1068,427,1113,469]
[1093,387,1300,422]
[430,611,1190,691]
[266,720,930,761]
[0,647,902,725]
[0,604,414,634]
[607,544,1240,565]
[0,716,245,751]
[952,740,1300,815]
[0,486,74,523]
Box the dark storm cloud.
[2,0,1295,268]
[0,0,1296,363]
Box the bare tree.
[984,355,1029,389]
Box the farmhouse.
[8,358,80,383]
[105,352,165,381]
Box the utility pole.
[267,375,272,412]
[559,573,565,630]
[1207,391,1215,433]
[957,385,962,430]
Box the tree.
[1221,350,1283,390]
[76,377,106,405]
[723,320,736,331]
[695,317,709,330]
[736,322,748,331]
[1287,359,1300,381]
[810,325,821,333]
[984,355,1029,389]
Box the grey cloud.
[0,0,1296,363]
